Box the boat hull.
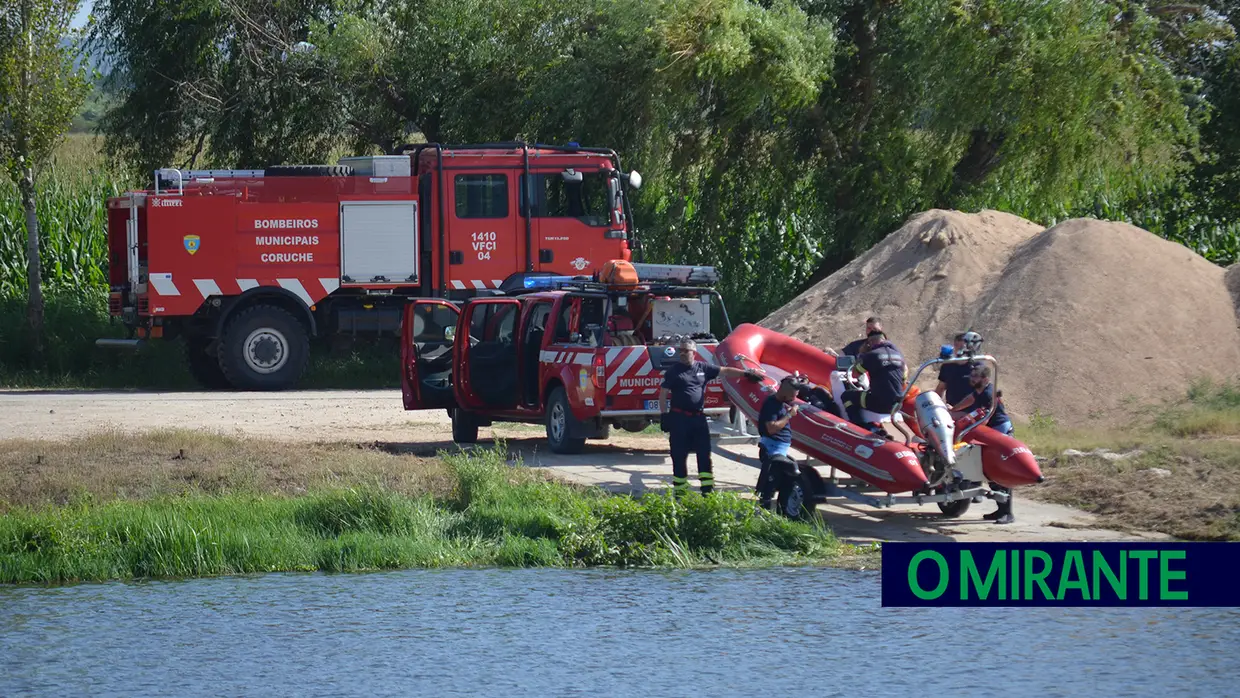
[716,323,1043,492]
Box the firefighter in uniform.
[659,338,764,496]
[840,330,915,442]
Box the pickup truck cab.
[400,262,733,453]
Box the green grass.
[0,445,844,584]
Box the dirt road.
[1,389,1168,543]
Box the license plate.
[644,400,659,411]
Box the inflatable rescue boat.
[714,324,1042,510]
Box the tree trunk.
[20,166,45,363]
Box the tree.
[90,0,344,174]
[0,0,91,361]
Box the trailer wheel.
[264,165,354,177]
[185,338,230,390]
[936,486,972,518]
[451,409,479,444]
[218,305,310,390]
[776,472,815,521]
[546,387,586,454]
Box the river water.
[1,567,1236,697]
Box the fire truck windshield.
[524,172,611,226]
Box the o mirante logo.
[881,542,1240,607]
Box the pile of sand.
[762,210,1240,423]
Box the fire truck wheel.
[185,339,230,390]
[218,305,310,390]
[545,387,586,454]
[451,409,479,444]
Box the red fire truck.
[400,261,732,453]
[99,142,644,390]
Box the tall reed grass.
[0,445,843,584]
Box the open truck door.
[400,300,461,410]
[454,298,523,412]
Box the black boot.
[984,490,1014,524]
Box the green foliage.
[0,445,841,583]
[16,0,1237,340]
[0,0,92,181]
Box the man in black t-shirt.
[951,365,1016,524]
[935,333,978,407]
[840,331,914,442]
[754,376,800,508]
[659,338,763,496]
[825,316,882,358]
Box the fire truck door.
[455,298,521,410]
[401,300,461,410]
[524,170,617,276]
[447,172,519,291]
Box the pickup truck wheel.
[451,409,479,444]
[218,305,310,391]
[185,338,231,390]
[546,387,586,454]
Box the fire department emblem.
[183,235,201,255]
[578,368,590,389]
[570,256,590,271]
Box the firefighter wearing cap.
[659,338,764,496]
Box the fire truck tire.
[185,339,230,390]
[218,305,310,390]
[451,409,479,444]
[545,387,586,454]
[263,165,355,177]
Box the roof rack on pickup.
[509,263,719,296]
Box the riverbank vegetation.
[1021,379,1240,541]
[0,436,846,584]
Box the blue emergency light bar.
[523,275,578,289]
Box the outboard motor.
[913,391,956,466]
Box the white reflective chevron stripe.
[193,279,222,299]
[471,280,487,290]
[574,353,593,365]
[277,278,315,307]
[618,389,633,396]
[642,388,660,395]
[607,347,645,391]
[149,273,180,296]
[605,347,625,363]
[237,279,259,292]
[320,277,340,295]
[450,280,467,290]
[539,350,558,362]
[492,280,503,287]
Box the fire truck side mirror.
[627,171,642,189]
[561,168,584,183]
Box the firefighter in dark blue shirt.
[952,364,1016,524]
[825,315,882,358]
[659,338,763,496]
[841,330,915,442]
[755,376,800,509]
[935,333,978,407]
